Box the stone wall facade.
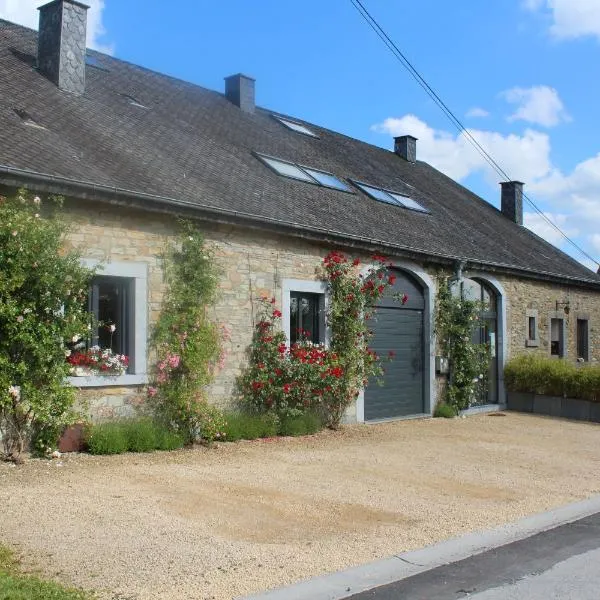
[60,199,600,421]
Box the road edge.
[240,494,600,600]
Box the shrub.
[505,354,600,402]
[123,418,158,453]
[237,252,407,430]
[434,402,458,418]
[0,191,95,460]
[223,412,278,441]
[86,418,185,455]
[87,422,128,455]
[278,412,322,436]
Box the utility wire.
[350,0,599,268]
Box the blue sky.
[2,0,600,270]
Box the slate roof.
[0,18,598,287]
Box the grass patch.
[433,402,458,418]
[278,412,322,436]
[86,419,184,455]
[0,545,92,600]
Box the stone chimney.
[394,135,417,162]
[224,74,255,113]
[500,181,524,225]
[37,0,89,96]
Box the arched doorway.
[364,269,426,420]
[458,278,499,406]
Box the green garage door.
[364,270,425,421]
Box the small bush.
[87,419,185,455]
[156,430,185,451]
[87,422,128,455]
[278,412,322,437]
[123,418,158,453]
[434,402,458,418]
[223,412,278,441]
[505,354,600,402]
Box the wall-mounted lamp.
[556,300,570,315]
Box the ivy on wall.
[435,276,491,412]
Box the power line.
[350,0,599,268]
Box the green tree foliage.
[0,190,95,460]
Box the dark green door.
[364,270,425,421]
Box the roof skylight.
[353,181,429,213]
[14,108,46,130]
[274,116,318,138]
[120,93,149,109]
[256,154,351,192]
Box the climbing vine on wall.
[148,221,224,443]
[435,276,490,412]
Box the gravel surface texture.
[1,413,599,600]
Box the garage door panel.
[365,306,424,421]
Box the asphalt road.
[345,512,600,600]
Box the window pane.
[262,157,314,182]
[550,318,562,356]
[577,319,589,361]
[528,317,536,341]
[356,182,398,204]
[388,193,428,212]
[91,277,129,357]
[276,117,318,137]
[290,292,321,344]
[462,278,482,302]
[304,168,350,191]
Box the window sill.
[526,339,540,348]
[67,374,148,388]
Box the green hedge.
[222,411,323,441]
[505,354,600,402]
[86,418,185,455]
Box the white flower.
[188,236,194,241]
[109,324,116,333]
[64,349,72,357]
[51,450,61,459]
[479,374,484,379]
[72,335,81,343]
[34,213,40,218]
[16,315,24,323]
[33,196,41,206]
[23,308,32,314]
[8,385,20,400]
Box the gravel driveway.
[1,413,599,600]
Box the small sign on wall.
[435,356,449,374]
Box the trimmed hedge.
[87,419,185,455]
[222,411,323,441]
[505,354,600,402]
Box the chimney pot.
[500,181,524,225]
[394,135,417,162]
[38,0,89,95]
[224,73,255,113]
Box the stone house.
[1,0,600,422]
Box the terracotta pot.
[58,423,87,453]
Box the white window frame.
[281,279,329,347]
[67,260,148,387]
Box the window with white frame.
[282,280,327,347]
[68,261,148,386]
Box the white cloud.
[502,86,570,127]
[0,0,113,54]
[371,114,552,184]
[466,107,490,118]
[524,0,600,41]
[372,114,600,269]
[523,211,578,246]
